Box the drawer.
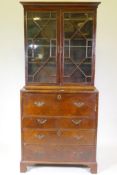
[22,117,96,129]
[23,129,96,145]
[58,117,96,129]
[22,117,56,129]
[23,144,96,162]
[22,92,97,117]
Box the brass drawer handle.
[73,151,83,157]
[57,94,62,100]
[72,119,82,125]
[74,101,84,108]
[37,119,47,124]
[35,134,45,140]
[34,101,45,107]
[74,135,83,140]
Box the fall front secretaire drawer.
[21,92,97,116]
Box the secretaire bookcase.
[20,2,100,173]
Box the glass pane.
[27,11,57,83]
[63,12,94,83]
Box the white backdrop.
[0,0,117,174]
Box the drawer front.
[22,117,96,129]
[58,117,96,129]
[22,93,97,117]
[23,129,96,145]
[23,144,96,162]
[58,93,96,116]
[22,93,59,116]
[22,117,56,129]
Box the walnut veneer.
[20,2,100,173]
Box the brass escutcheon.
[57,94,62,100]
